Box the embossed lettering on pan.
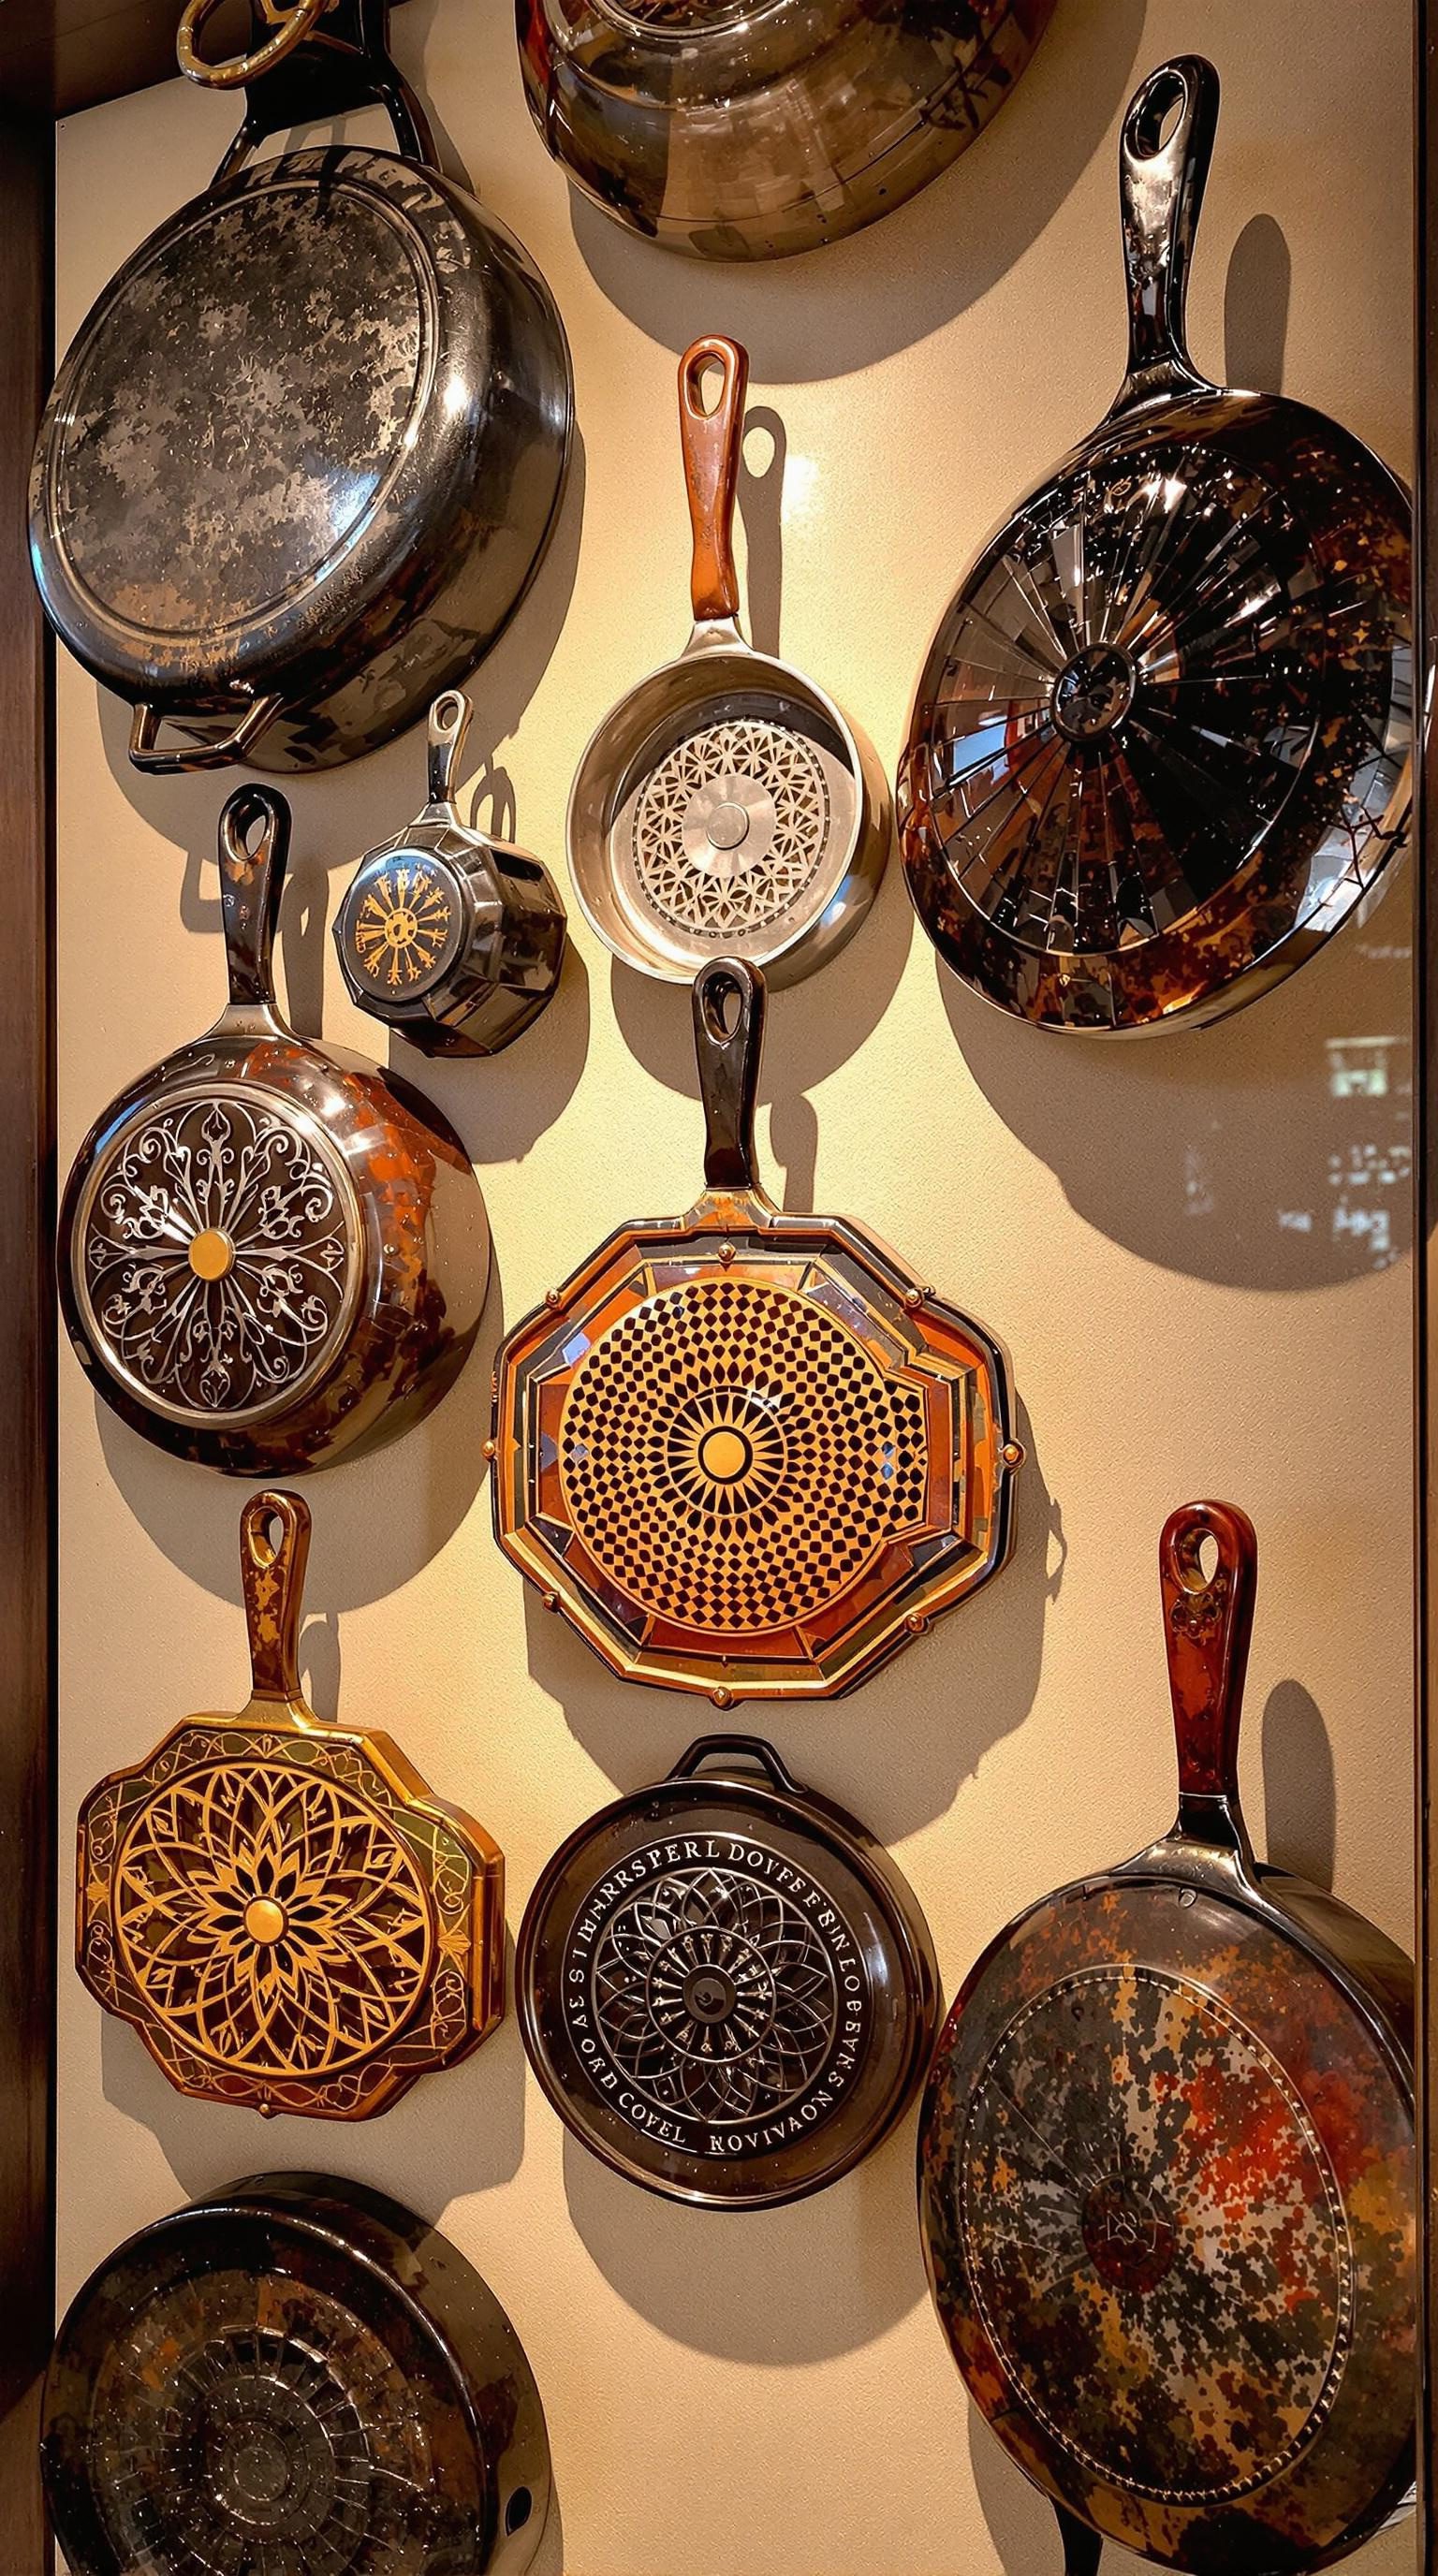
[40,2173,551,2574]
[518,1735,939,2206]
[334,687,567,1056]
[75,1490,506,2120]
[899,58,1412,1034]
[491,956,1019,1700]
[517,0,1055,260]
[917,1500,1416,2571]
[29,0,572,773]
[567,337,890,988]
[58,784,490,1472]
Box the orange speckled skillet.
[918,1500,1415,2572]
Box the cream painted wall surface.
[52,5,1416,2573]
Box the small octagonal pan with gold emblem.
[76,1489,504,2119]
[492,956,1020,1702]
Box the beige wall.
[52,4,1416,2571]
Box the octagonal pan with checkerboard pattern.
[490,955,1019,1702]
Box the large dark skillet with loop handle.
[900,57,1412,1034]
[918,1498,1415,2571]
[30,0,573,775]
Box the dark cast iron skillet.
[918,1499,1415,2572]
[42,2171,551,2574]
[30,0,572,774]
[900,58,1411,1034]
[518,1733,939,2208]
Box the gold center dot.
[699,1427,750,1483]
[384,910,418,950]
[187,1228,235,1281]
[244,1897,286,1945]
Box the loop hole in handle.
[178,0,330,89]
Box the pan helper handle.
[680,336,750,628]
[178,0,330,88]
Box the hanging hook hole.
[701,971,743,1041]
[1130,67,1186,159]
[688,352,726,418]
[1196,1530,1220,1584]
[505,2490,533,2536]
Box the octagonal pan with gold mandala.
[491,958,1020,1701]
[76,1489,504,2119]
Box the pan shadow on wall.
[565,0,1148,381]
[560,2098,931,2363]
[928,210,1413,1295]
[95,426,589,882]
[94,1237,506,1610]
[968,2409,1070,2576]
[519,1389,1058,1843]
[97,1932,528,2207]
[1261,1680,1337,1893]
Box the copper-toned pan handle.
[679,336,749,626]
[218,783,291,1013]
[1159,1498,1257,1826]
[178,0,329,89]
[1112,55,1218,414]
[241,1490,312,1702]
[693,957,765,1191]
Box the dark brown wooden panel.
[1419,7,1437,2566]
[0,101,54,2576]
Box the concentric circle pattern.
[630,717,830,940]
[87,2269,431,2575]
[558,1274,929,1632]
[112,1759,434,2078]
[591,1860,844,2130]
[959,1965,1353,2505]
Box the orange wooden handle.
[679,336,749,625]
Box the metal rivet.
[541,1590,559,1612]
[906,1613,928,1634]
[902,1287,922,1311]
[1003,1440,1025,1468]
[482,1438,497,1459]
[718,1242,736,1265]
[545,1288,562,1309]
[712,1686,734,1709]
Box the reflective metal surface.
[335,689,567,1055]
[31,1,573,772]
[41,2173,551,2575]
[517,0,1055,260]
[569,338,888,987]
[58,786,490,1472]
[900,58,1413,1035]
[518,1734,939,2206]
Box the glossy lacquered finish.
[334,687,567,1056]
[41,2171,551,2575]
[30,0,572,773]
[918,1500,1416,2571]
[569,337,888,987]
[76,1491,505,2119]
[519,1734,939,2207]
[517,0,1055,261]
[58,785,489,1472]
[492,957,1018,1701]
[900,58,1413,1034]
